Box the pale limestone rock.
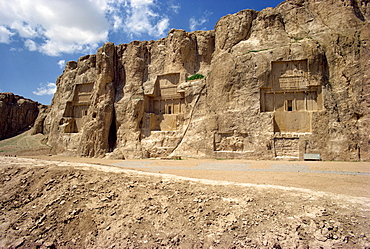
[215,9,257,52]
[44,0,370,161]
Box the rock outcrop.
[44,0,370,161]
[0,93,46,140]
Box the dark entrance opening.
[287,100,293,111]
[108,111,117,152]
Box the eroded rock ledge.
[44,0,370,161]
[0,93,46,140]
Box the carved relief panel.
[214,132,253,152]
[260,59,323,134]
[62,82,94,133]
[143,73,185,132]
[274,138,299,158]
[73,83,93,103]
[155,73,181,98]
[271,60,309,89]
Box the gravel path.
[112,161,370,176]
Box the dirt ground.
[26,155,370,198]
[1,132,370,248]
[1,156,370,248]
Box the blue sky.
[0,0,282,105]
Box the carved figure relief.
[272,60,309,89]
[214,132,252,152]
[274,138,299,158]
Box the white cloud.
[0,0,173,56]
[0,0,110,56]
[10,47,23,52]
[33,82,56,96]
[112,15,123,31]
[189,11,213,32]
[10,22,39,38]
[169,3,180,14]
[24,39,37,51]
[189,17,205,32]
[122,0,170,37]
[0,25,14,43]
[57,60,65,69]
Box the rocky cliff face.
[0,93,46,140]
[44,0,370,161]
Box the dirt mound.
[1,157,369,248]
